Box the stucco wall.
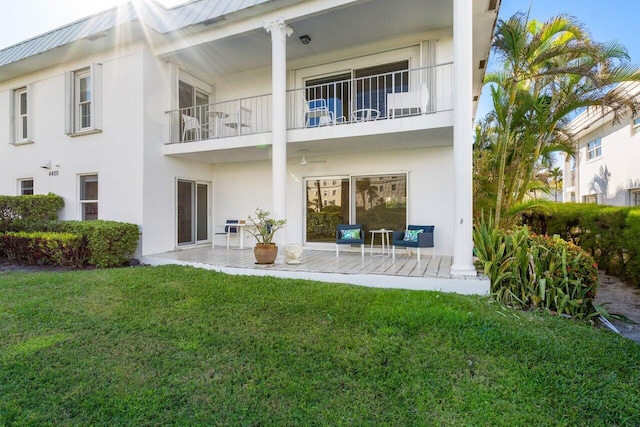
[0,44,145,227]
[567,119,640,206]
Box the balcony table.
[352,108,380,122]
[207,110,229,138]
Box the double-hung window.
[79,175,99,220]
[587,138,601,160]
[19,179,34,195]
[65,64,102,135]
[631,189,640,207]
[11,85,33,144]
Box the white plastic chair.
[224,106,252,135]
[181,114,201,142]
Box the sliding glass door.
[354,174,407,243]
[304,174,407,244]
[305,177,349,243]
[177,179,209,246]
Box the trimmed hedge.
[522,203,640,286]
[0,193,64,232]
[2,232,86,268]
[56,220,140,268]
[474,220,599,320]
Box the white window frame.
[10,85,34,144]
[78,174,99,220]
[587,138,602,160]
[631,189,640,207]
[583,194,597,204]
[632,117,640,136]
[18,178,34,195]
[65,64,102,136]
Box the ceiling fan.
[298,150,326,166]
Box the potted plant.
[246,208,286,264]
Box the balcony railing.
[165,63,452,144]
[287,63,453,129]
[166,94,271,144]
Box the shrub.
[56,220,140,268]
[522,203,640,285]
[474,219,599,320]
[0,193,64,232]
[1,232,86,268]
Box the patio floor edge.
[140,255,490,295]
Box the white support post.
[451,0,477,277]
[264,18,292,258]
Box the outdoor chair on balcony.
[336,224,365,258]
[181,114,202,142]
[214,219,240,250]
[224,106,252,135]
[391,225,434,261]
[304,98,332,127]
[386,83,430,119]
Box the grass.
[1,265,639,426]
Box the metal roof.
[0,0,269,68]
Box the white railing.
[165,63,453,144]
[287,63,453,129]
[166,94,271,144]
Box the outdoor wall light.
[299,35,311,45]
[40,160,52,169]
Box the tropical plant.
[246,208,286,245]
[474,218,600,319]
[476,12,640,226]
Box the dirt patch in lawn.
[595,272,640,343]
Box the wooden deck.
[142,246,489,295]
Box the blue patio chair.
[391,225,434,261]
[336,224,365,258]
[214,219,239,250]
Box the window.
[19,179,34,195]
[11,85,33,144]
[179,80,209,142]
[587,138,601,160]
[65,64,102,135]
[633,118,640,135]
[79,175,98,220]
[583,194,597,204]
[76,71,92,129]
[631,189,640,207]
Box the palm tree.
[479,12,640,225]
[548,166,563,202]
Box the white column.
[264,18,292,253]
[450,0,477,277]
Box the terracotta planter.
[254,243,278,264]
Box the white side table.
[369,229,392,256]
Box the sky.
[1,0,639,117]
[477,0,640,119]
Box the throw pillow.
[403,229,423,242]
[340,229,360,240]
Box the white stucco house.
[0,0,499,284]
[562,81,640,206]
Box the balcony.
[165,63,453,148]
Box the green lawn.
[1,265,638,426]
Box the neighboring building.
[563,81,640,206]
[0,0,499,276]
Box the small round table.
[369,229,392,256]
